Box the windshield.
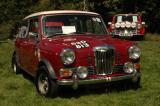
[115,15,138,23]
[43,14,107,37]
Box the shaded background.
[0,0,160,39]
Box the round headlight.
[121,22,126,28]
[123,62,135,74]
[131,22,136,28]
[126,22,131,28]
[115,23,120,28]
[60,49,75,65]
[129,45,141,59]
[77,66,88,79]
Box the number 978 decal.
[71,40,90,49]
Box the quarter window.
[28,18,39,39]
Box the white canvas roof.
[24,10,99,19]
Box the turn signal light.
[134,64,140,72]
[60,68,73,78]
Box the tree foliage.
[0,0,160,38]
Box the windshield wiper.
[47,33,69,38]
[75,32,94,34]
[47,32,97,38]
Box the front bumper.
[113,34,144,38]
[57,72,141,89]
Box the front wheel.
[36,66,58,97]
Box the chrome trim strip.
[57,72,141,86]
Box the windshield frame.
[42,13,108,37]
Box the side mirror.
[142,22,145,25]
[29,32,38,41]
[108,22,112,25]
[29,32,37,37]
[29,32,40,43]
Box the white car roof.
[24,10,99,19]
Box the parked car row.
[12,10,141,97]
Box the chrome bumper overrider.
[57,72,141,89]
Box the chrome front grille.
[94,46,115,75]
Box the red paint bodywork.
[15,12,140,82]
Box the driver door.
[24,17,39,76]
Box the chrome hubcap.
[38,73,49,95]
[13,64,17,73]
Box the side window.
[28,18,39,39]
[18,21,28,38]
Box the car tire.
[11,53,20,74]
[36,66,58,98]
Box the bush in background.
[1,0,160,40]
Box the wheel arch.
[37,59,57,80]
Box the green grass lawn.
[0,38,160,106]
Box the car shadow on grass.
[58,82,141,99]
[21,71,141,99]
[21,70,35,83]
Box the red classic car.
[108,14,146,40]
[12,10,141,97]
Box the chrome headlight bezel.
[60,49,75,65]
[129,45,141,60]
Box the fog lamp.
[123,62,135,74]
[124,30,128,34]
[77,66,88,79]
